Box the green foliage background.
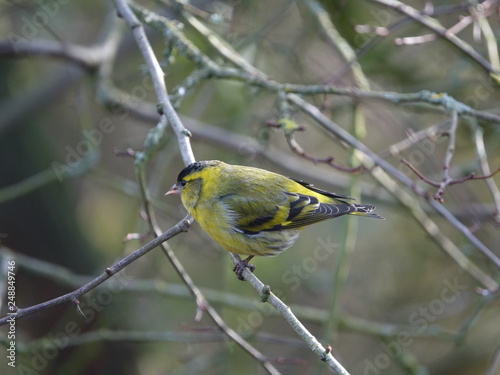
[0,1,499,374]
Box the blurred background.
[0,0,499,374]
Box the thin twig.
[401,158,500,202]
[267,120,363,173]
[0,219,190,326]
[400,159,442,187]
[288,145,364,173]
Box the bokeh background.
[1,0,499,374]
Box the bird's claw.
[233,257,255,281]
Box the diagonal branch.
[0,218,190,326]
[229,254,350,375]
[114,0,195,167]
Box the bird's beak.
[165,183,181,195]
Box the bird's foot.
[233,256,255,281]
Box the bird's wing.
[218,170,382,235]
[219,191,290,234]
[221,191,363,233]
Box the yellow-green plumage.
[167,160,383,261]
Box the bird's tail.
[349,204,384,219]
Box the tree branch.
[0,218,190,326]
[229,254,350,375]
[114,0,195,167]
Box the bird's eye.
[180,179,187,186]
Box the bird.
[166,160,383,280]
